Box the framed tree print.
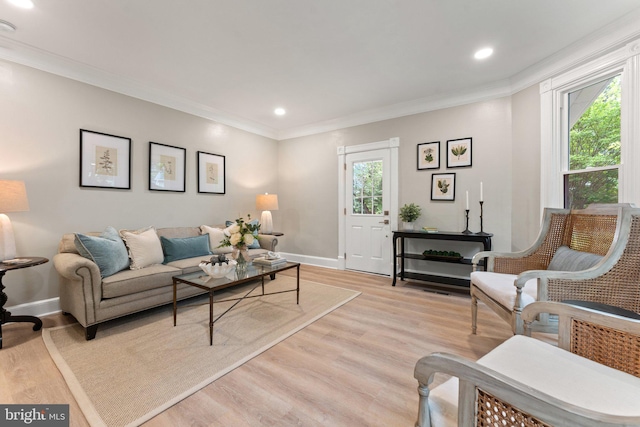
[417,141,440,170]
[79,129,131,189]
[431,173,456,201]
[446,137,472,168]
[149,142,186,192]
[197,151,226,194]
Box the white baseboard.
[5,297,61,318]
[278,252,338,270]
[6,253,339,318]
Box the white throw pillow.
[119,226,164,270]
[200,225,233,255]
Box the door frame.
[337,137,399,272]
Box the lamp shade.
[0,180,29,212]
[256,193,278,211]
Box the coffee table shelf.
[172,261,300,345]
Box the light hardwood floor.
[0,265,515,426]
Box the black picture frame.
[149,142,186,192]
[446,137,472,168]
[417,141,440,170]
[431,173,456,201]
[197,151,226,194]
[79,129,131,189]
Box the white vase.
[402,222,414,230]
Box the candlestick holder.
[462,209,472,234]
[476,201,490,236]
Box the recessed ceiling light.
[7,0,34,9]
[274,108,286,116]
[0,20,16,32]
[474,47,493,60]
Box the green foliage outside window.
[353,160,383,214]
[567,76,621,209]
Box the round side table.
[0,256,48,349]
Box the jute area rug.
[43,276,360,427]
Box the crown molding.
[276,81,513,140]
[0,38,279,140]
[2,9,640,142]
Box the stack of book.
[253,256,287,267]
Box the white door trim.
[337,137,399,271]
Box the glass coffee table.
[172,261,300,345]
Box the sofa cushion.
[470,271,538,310]
[102,263,181,299]
[547,245,603,271]
[166,255,214,274]
[160,234,212,263]
[200,225,233,254]
[74,226,130,278]
[120,226,165,270]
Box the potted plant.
[399,203,421,230]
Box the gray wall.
[511,84,542,251]
[278,97,515,258]
[1,58,543,309]
[1,60,278,306]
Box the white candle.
[466,191,469,210]
[480,182,483,201]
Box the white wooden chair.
[470,204,636,335]
[414,301,640,427]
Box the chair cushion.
[470,271,537,310]
[547,245,603,271]
[160,234,211,263]
[428,335,640,426]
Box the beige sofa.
[53,225,278,340]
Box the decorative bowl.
[199,260,237,278]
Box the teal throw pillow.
[161,234,212,264]
[225,219,261,249]
[75,226,130,278]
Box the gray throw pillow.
[547,245,603,271]
[75,226,130,278]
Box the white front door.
[345,149,391,275]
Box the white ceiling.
[1,0,640,140]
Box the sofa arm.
[53,252,103,327]
[257,234,278,252]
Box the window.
[564,75,621,209]
[540,39,640,210]
[352,160,383,214]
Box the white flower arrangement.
[219,216,259,249]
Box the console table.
[392,231,492,293]
[0,257,48,349]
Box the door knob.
[379,219,389,224]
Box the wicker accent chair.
[470,204,630,335]
[414,301,640,427]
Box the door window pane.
[352,160,383,215]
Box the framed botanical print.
[79,129,131,189]
[446,137,472,168]
[431,173,456,201]
[197,151,226,194]
[417,141,440,170]
[149,142,186,192]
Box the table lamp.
[0,180,29,261]
[256,193,278,234]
